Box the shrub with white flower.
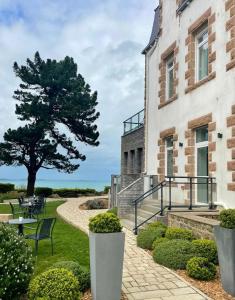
[0,224,34,299]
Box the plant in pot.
[89,212,125,300]
[214,209,235,296]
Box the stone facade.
[225,0,235,71]
[227,104,235,191]
[168,211,219,240]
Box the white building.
[111,0,235,227]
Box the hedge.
[186,257,217,281]
[165,227,194,241]
[53,188,100,197]
[0,183,15,193]
[35,187,53,197]
[137,227,166,250]
[192,239,218,264]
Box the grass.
[0,200,90,275]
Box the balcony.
[177,0,194,14]
[123,109,144,135]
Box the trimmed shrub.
[51,261,90,292]
[219,209,235,229]
[35,187,53,197]
[152,237,169,249]
[107,207,118,216]
[165,227,194,241]
[83,199,108,210]
[0,224,34,299]
[53,188,100,198]
[192,239,218,264]
[28,268,81,300]
[89,212,122,233]
[186,257,217,281]
[147,221,167,230]
[137,227,166,250]
[0,183,14,193]
[153,239,194,269]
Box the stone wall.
[168,211,219,240]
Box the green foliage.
[0,191,24,203]
[219,209,235,229]
[107,207,118,216]
[89,212,122,233]
[0,52,100,195]
[152,237,169,249]
[0,224,34,299]
[147,221,167,230]
[137,227,166,250]
[28,268,81,300]
[153,239,195,270]
[35,187,53,197]
[51,261,90,292]
[165,227,194,241]
[53,188,99,197]
[0,183,14,193]
[192,239,218,264]
[186,257,217,281]
[103,186,111,194]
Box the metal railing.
[123,109,144,135]
[133,175,216,234]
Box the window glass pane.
[168,68,174,98]
[198,43,208,80]
[166,136,173,148]
[196,126,208,143]
[167,149,173,176]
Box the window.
[196,26,209,81]
[196,126,208,143]
[165,136,173,176]
[166,55,174,99]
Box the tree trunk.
[27,170,37,196]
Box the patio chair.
[9,202,25,218]
[27,200,44,219]
[25,217,56,256]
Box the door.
[196,127,208,203]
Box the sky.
[0,0,157,182]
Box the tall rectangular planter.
[89,231,125,300]
[214,225,235,296]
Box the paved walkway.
[57,198,210,300]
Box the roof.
[142,6,160,55]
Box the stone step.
[140,204,161,214]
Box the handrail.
[123,109,144,135]
[133,175,216,234]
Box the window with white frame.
[196,26,209,81]
[166,55,174,99]
[165,136,173,176]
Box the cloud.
[0,0,157,182]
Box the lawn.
[0,200,90,275]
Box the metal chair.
[27,200,44,219]
[25,218,56,256]
[9,202,25,218]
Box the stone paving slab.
[57,198,211,300]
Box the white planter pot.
[89,231,125,300]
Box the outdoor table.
[21,202,33,208]
[8,218,37,235]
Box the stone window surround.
[225,0,235,71]
[227,104,235,191]
[157,127,178,182]
[185,8,216,94]
[158,41,179,109]
[184,113,216,202]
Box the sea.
[0,179,110,192]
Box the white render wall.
[145,0,235,207]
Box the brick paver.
[57,198,210,300]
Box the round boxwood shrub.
[52,261,90,292]
[153,239,194,269]
[165,227,194,241]
[137,227,166,250]
[152,237,169,249]
[192,239,218,264]
[89,212,122,233]
[219,209,235,229]
[186,257,217,281]
[28,268,81,300]
[147,221,167,230]
[0,224,34,299]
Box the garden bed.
[176,269,235,300]
[82,290,128,300]
[79,198,108,210]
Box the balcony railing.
[123,109,144,135]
